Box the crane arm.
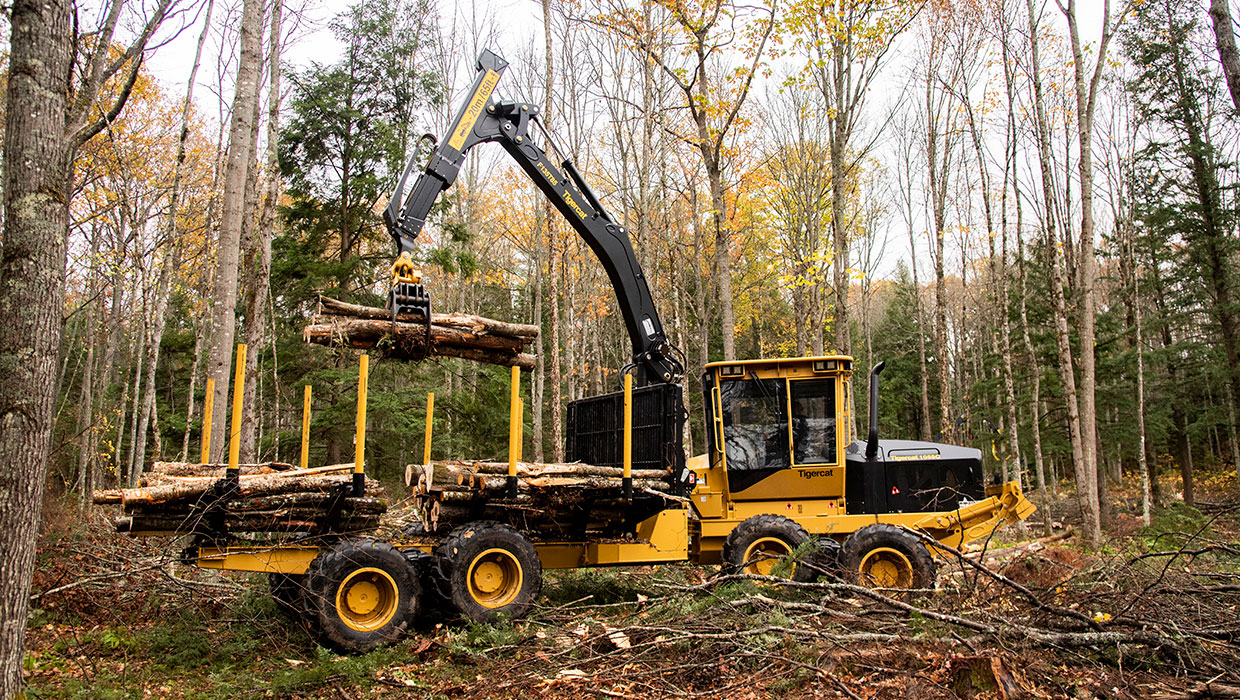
[384,49,684,386]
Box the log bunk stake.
[303,296,539,368]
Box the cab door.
[711,374,842,502]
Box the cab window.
[720,378,789,472]
[790,378,836,465]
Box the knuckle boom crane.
[383,48,685,387]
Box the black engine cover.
[845,439,984,514]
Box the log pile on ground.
[405,460,678,536]
[93,462,386,536]
[302,296,539,368]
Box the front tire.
[722,514,810,577]
[433,521,542,623]
[841,524,936,591]
[301,538,420,653]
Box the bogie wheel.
[434,521,542,623]
[792,537,843,583]
[723,514,810,577]
[841,524,936,592]
[301,538,420,653]
[268,572,305,619]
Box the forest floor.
[20,471,1240,700]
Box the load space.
[95,462,385,535]
[91,48,1034,655]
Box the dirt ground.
[20,471,1240,700]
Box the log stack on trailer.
[405,459,678,537]
[303,296,539,368]
[93,462,386,536]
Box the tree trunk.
[1062,0,1108,548]
[544,0,564,463]
[130,240,179,487]
[1133,244,1151,525]
[1209,0,1240,112]
[704,154,736,361]
[205,0,265,462]
[925,57,953,441]
[241,18,274,462]
[830,122,849,356]
[0,0,72,691]
[125,313,146,486]
[1028,0,1093,545]
[907,225,932,442]
[75,226,101,508]
[1015,150,1052,537]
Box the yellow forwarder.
[185,50,1034,653]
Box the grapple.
[387,251,432,359]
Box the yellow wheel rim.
[467,548,523,609]
[743,537,793,576]
[857,547,914,588]
[335,567,399,632]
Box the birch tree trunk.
[1061,0,1111,548]
[1027,0,1091,543]
[206,0,265,461]
[242,0,279,462]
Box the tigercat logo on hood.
[799,469,834,479]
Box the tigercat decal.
[798,469,834,479]
[563,191,587,218]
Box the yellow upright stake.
[623,373,633,499]
[507,365,520,495]
[517,403,524,463]
[300,385,312,470]
[423,392,435,466]
[354,354,368,496]
[200,378,215,464]
[227,345,247,478]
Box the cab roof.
[704,355,854,371]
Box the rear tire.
[841,524,936,591]
[433,521,542,623]
[722,514,810,578]
[301,538,420,653]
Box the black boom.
[384,49,684,387]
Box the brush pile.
[406,460,678,536]
[302,296,539,368]
[93,462,386,536]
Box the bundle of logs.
[302,296,539,368]
[406,460,677,537]
[93,462,387,536]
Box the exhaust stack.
[865,361,886,461]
